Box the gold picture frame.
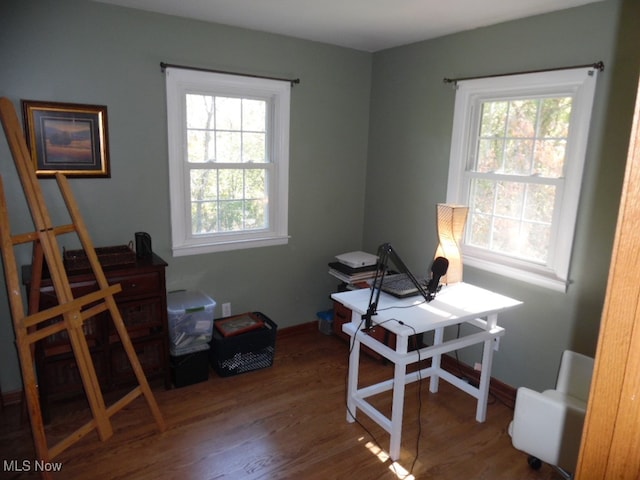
[22,100,110,178]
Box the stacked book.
[328,251,379,285]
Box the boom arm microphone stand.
[363,243,443,331]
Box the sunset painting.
[22,100,110,178]
[41,117,95,165]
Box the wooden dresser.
[23,253,169,421]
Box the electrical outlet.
[493,336,501,351]
[474,362,482,371]
[222,302,231,317]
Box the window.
[165,67,290,256]
[446,67,599,291]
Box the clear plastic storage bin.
[167,290,216,356]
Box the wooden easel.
[0,97,165,479]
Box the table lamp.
[434,203,468,284]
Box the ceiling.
[93,0,604,52]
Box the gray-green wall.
[0,0,371,393]
[0,0,637,395]
[365,0,639,390]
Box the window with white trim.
[446,67,599,291]
[165,67,290,256]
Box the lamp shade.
[434,203,468,284]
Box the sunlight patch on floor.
[362,439,415,480]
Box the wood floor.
[0,324,562,479]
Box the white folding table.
[331,282,521,460]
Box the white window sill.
[172,235,290,256]
[463,255,569,293]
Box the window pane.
[478,102,508,172]
[470,178,495,214]
[187,94,216,163]
[190,169,217,201]
[218,169,244,199]
[506,99,538,138]
[216,97,242,130]
[492,216,521,252]
[243,132,266,162]
[244,199,266,230]
[245,168,266,199]
[523,222,551,261]
[190,170,218,234]
[191,201,218,234]
[243,99,266,132]
[539,97,572,138]
[504,139,533,174]
[480,101,508,137]
[469,213,491,248]
[495,181,524,218]
[186,94,214,129]
[524,184,556,223]
[216,132,242,163]
[245,169,266,230]
[187,130,215,163]
[534,139,566,177]
[477,138,503,172]
[219,200,243,231]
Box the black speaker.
[135,232,152,258]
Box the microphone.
[427,256,449,296]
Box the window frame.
[165,67,290,256]
[446,67,599,291]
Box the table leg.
[389,360,407,461]
[429,327,444,393]
[476,313,497,422]
[346,332,361,423]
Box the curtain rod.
[160,62,300,86]
[443,61,604,85]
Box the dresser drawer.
[110,339,164,384]
[41,314,105,356]
[111,271,162,298]
[38,279,100,308]
[109,298,164,340]
[43,351,107,396]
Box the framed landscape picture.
[22,100,110,178]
